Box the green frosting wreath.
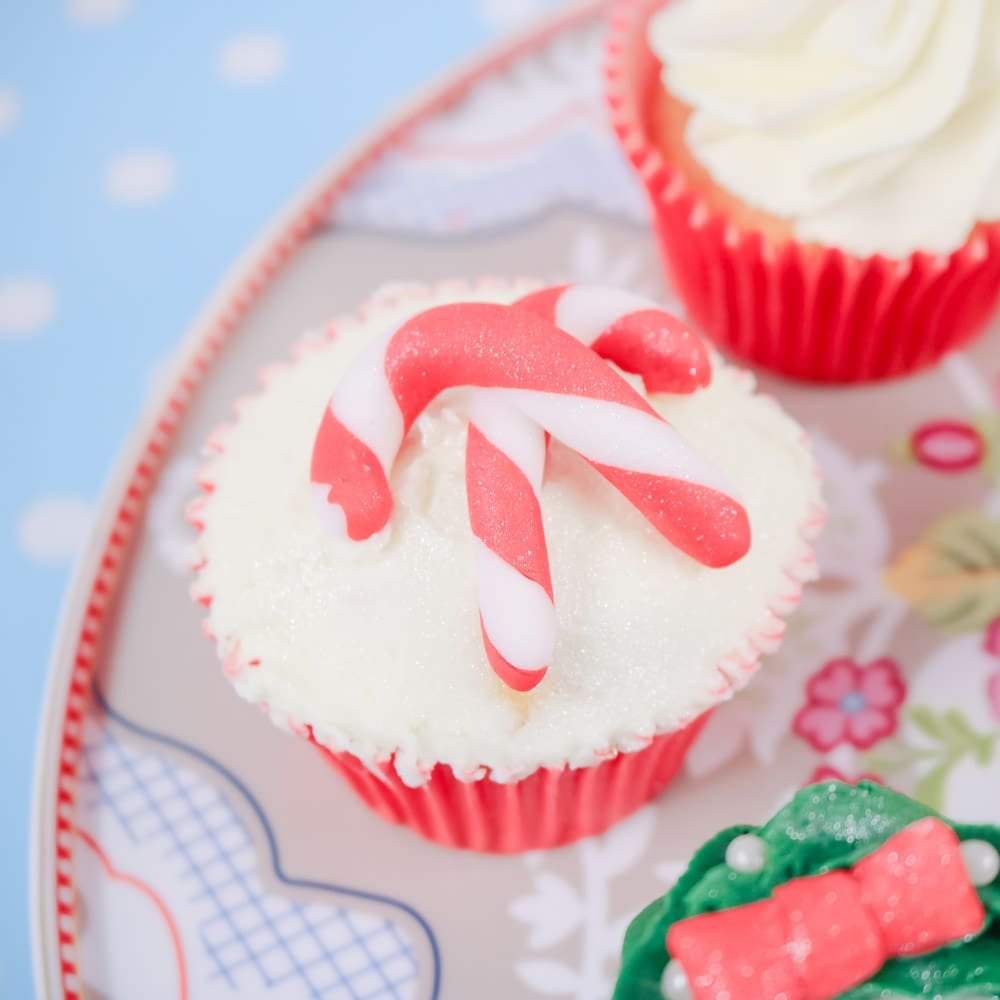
[614,782,1000,1000]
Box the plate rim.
[28,3,606,996]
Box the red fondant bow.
[667,818,985,1000]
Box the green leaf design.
[865,706,1000,810]
[913,758,952,812]
[884,510,1000,632]
[975,411,1000,484]
[887,435,915,466]
[865,743,911,774]
[909,705,949,742]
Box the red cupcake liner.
[605,0,1000,384]
[190,278,825,854]
[309,714,707,853]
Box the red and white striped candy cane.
[514,284,711,393]
[465,394,553,692]
[461,286,713,690]
[311,296,750,690]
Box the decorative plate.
[31,4,1000,998]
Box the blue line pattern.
[79,714,418,999]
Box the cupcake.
[190,278,822,853]
[606,0,1000,383]
[614,781,1000,999]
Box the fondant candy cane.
[461,286,713,690]
[514,284,711,393]
[465,395,553,692]
[311,293,750,690]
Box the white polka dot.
[18,496,93,563]
[66,0,131,25]
[217,33,288,85]
[0,88,21,135]
[477,0,547,30]
[0,276,57,339]
[104,150,176,206]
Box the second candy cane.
[465,286,715,690]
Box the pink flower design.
[987,620,1000,721]
[807,765,883,787]
[910,420,985,473]
[989,674,1000,722]
[793,658,906,752]
[985,617,1000,658]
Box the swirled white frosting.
[649,0,1000,257]
[195,282,819,784]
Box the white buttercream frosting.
[195,282,820,784]
[648,0,1000,257]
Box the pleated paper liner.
[310,717,705,853]
[190,279,824,854]
[604,0,1000,384]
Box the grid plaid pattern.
[78,714,418,999]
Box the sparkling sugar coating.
[614,781,1000,1000]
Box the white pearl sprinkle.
[661,960,692,1000]
[960,839,1000,888]
[725,833,767,874]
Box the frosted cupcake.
[190,278,822,852]
[605,0,1000,382]
[614,781,1000,999]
